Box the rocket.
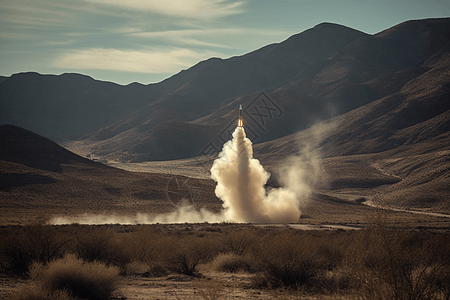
[238,104,243,127]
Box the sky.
[1,0,449,85]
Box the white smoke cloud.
[278,147,322,201]
[211,127,308,223]
[49,126,321,225]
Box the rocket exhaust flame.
[238,104,243,127]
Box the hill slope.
[0,24,367,144]
[1,18,449,164]
[75,18,450,162]
[0,125,220,225]
[253,40,450,214]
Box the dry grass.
[222,227,259,256]
[163,235,220,277]
[0,225,70,277]
[1,222,450,299]
[344,222,450,299]
[28,254,120,300]
[251,231,331,289]
[208,253,254,273]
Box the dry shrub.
[318,270,352,294]
[0,225,70,277]
[222,228,258,256]
[74,227,126,264]
[123,260,150,276]
[209,253,254,273]
[73,227,138,273]
[164,235,219,277]
[120,226,159,263]
[28,254,120,300]
[76,226,164,274]
[345,223,450,300]
[166,245,203,276]
[143,263,168,277]
[252,231,329,289]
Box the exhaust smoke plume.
[211,127,301,223]
[49,126,320,225]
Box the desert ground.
[1,127,449,300]
[1,180,449,300]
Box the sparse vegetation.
[24,254,120,300]
[252,231,330,289]
[345,223,450,299]
[1,222,449,299]
[0,225,70,277]
[209,253,254,273]
[166,244,203,277]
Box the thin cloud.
[131,28,288,48]
[133,28,289,39]
[48,40,77,46]
[175,38,233,48]
[0,31,39,40]
[1,0,72,26]
[53,47,222,73]
[132,28,242,48]
[85,0,246,19]
[132,28,244,38]
[1,12,65,27]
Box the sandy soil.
[0,274,29,300]
[119,271,305,300]
[0,271,342,300]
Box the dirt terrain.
[1,125,450,299]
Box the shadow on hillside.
[0,173,57,191]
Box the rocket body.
[238,105,243,127]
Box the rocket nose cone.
[239,104,242,110]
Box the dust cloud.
[50,206,224,225]
[49,126,320,225]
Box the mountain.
[1,23,368,155]
[75,18,450,162]
[0,123,100,173]
[0,23,367,144]
[0,125,220,225]
[1,18,449,164]
[253,38,450,213]
[0,73,161,141]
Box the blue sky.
[1,0,449,85]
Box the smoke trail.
[211,127,300,223]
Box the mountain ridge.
[1,18,450,163]
[1,21,368,145]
